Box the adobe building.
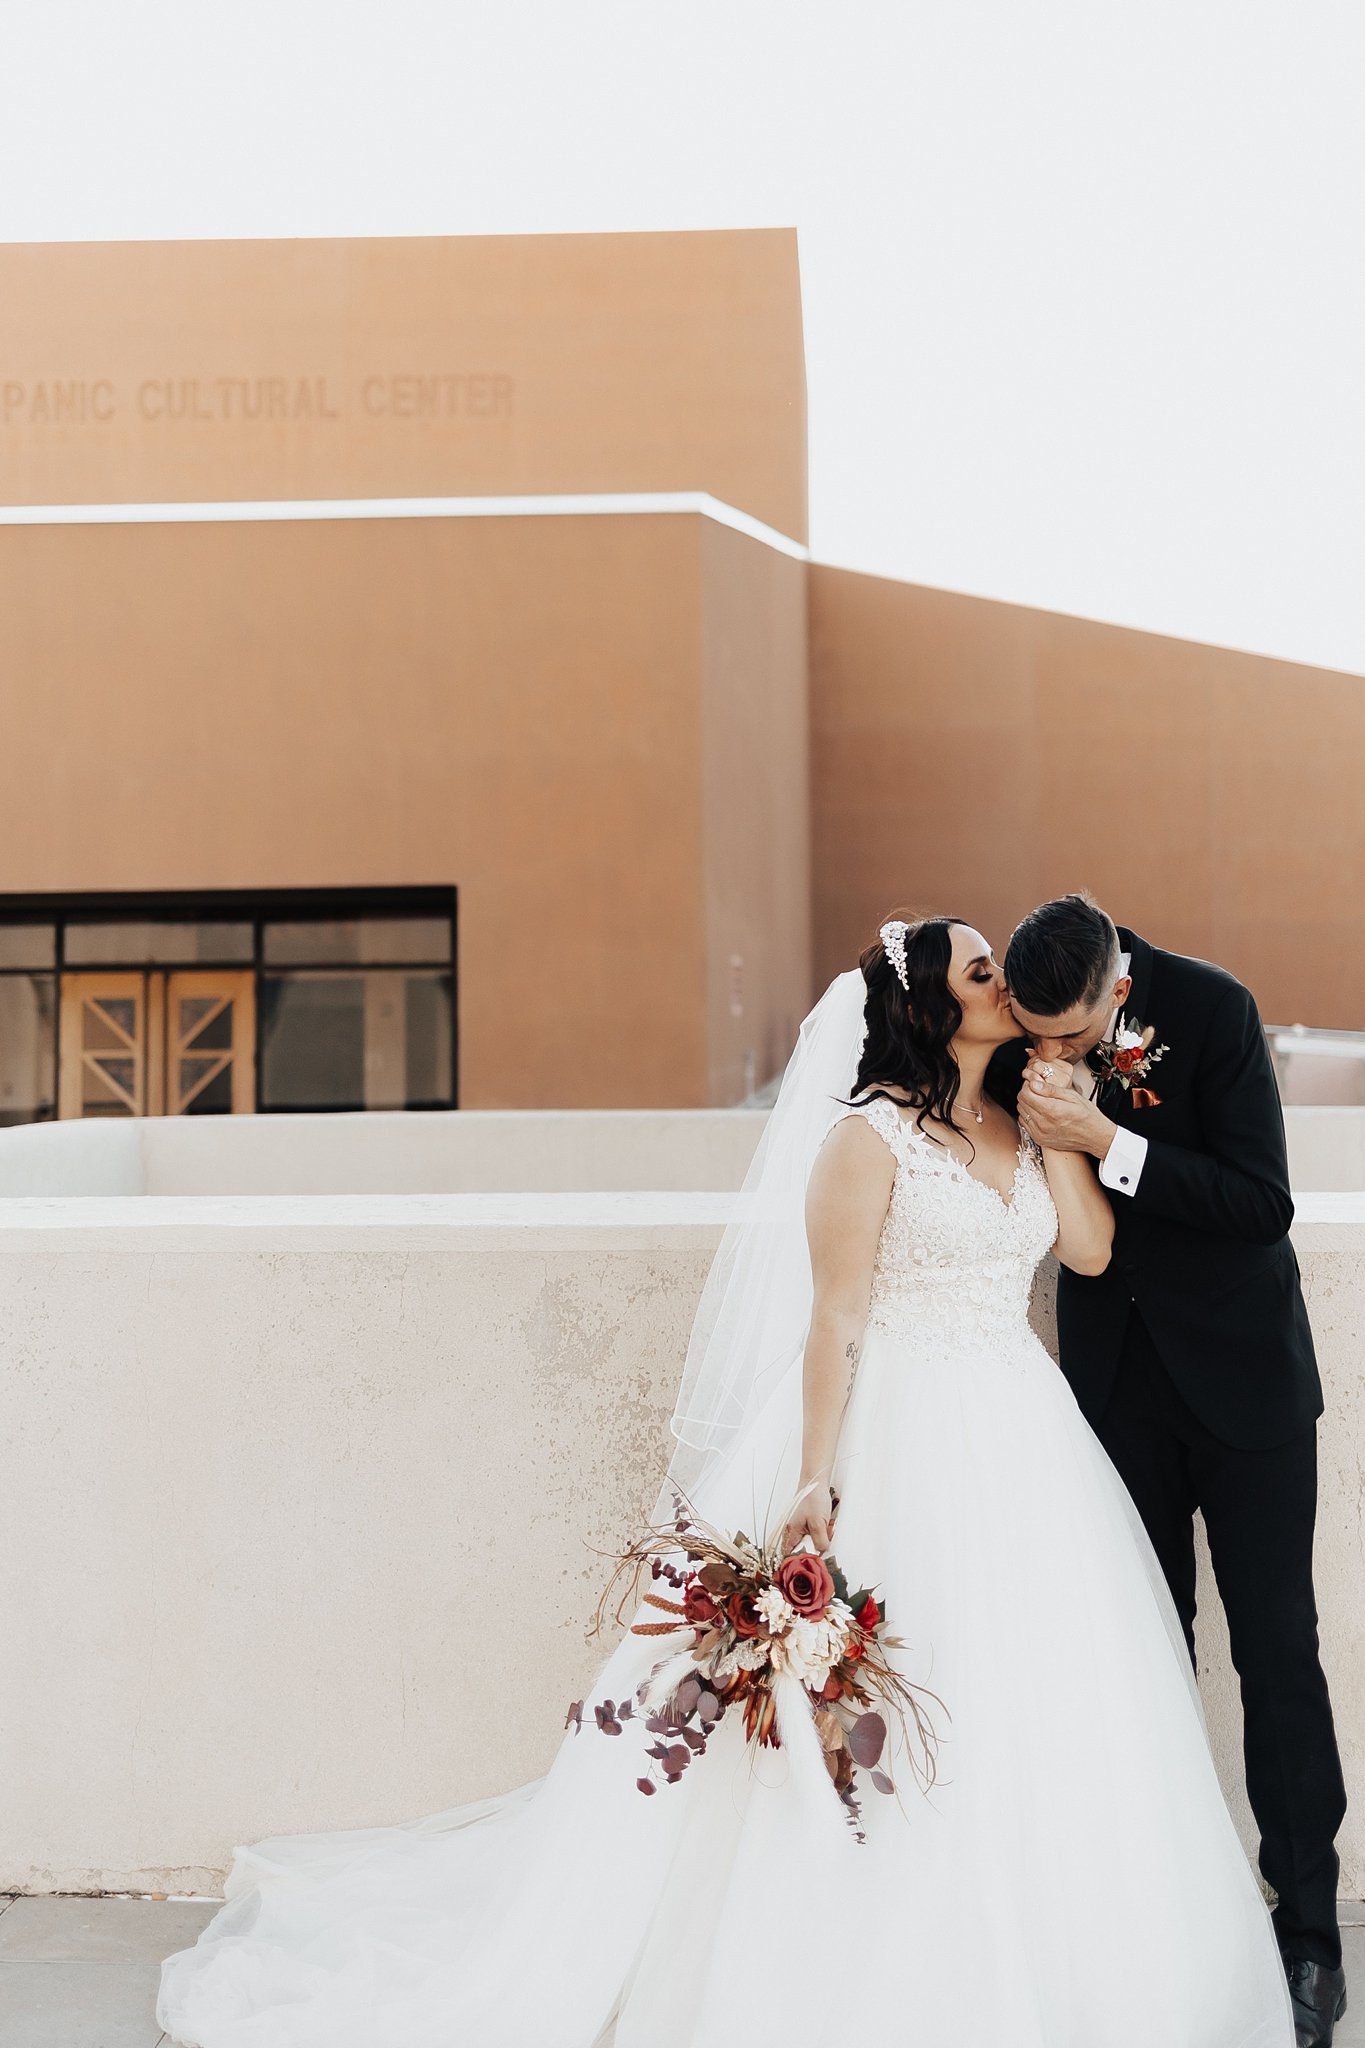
[0,228,1360,1125]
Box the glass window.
[260,974,366,1110]
[260,969,453,1111]
[0,925,56,970]
[180,1061,234,1116]
[64,921,254,966]
[263,918,452,966]
[0,975,56,1125]
[403,973,454,1107]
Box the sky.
[4,0,1362,674]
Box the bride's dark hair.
[842,911,974,1155]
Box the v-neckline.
[882,1101,1029,1214]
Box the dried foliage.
[568,1484,945,1843]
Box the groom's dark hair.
[1005,893,1121,1018]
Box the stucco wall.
[1285,1108,1365,1192]
[0,1196,718,1894]
[809,563,1365,1029]
[699,520,811,1103]
[0,510,806,1111]
[0,1104,1355,1200]
[0,1111,769,1198]
[0,1191,1360,1898]
[0,230,807,540]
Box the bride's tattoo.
[845,1338,861,1382]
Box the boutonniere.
[1092,1013,1168,1109]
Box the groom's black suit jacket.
[987,927,1321,1451]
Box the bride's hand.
[1019,1053,1078,1145]
[1024,1053,1077,1096]
[781,1482,835,1556]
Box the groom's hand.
[1018,1056,1117,1160]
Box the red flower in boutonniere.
[1092,1014,1168,1109]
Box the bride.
[157,915,1295,2047]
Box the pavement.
[0,1891,1361,2046]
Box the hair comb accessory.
[879,919,910,991]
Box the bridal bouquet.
[566,1487,943,1842]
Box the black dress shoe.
[1285,1957,1347,2047]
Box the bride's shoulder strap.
[828,1093,908,1160]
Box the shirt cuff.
[1099,1123,1148,1197]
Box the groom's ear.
[1114,972,1133,1010]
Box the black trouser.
[1095,1311,1347,1971]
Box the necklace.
[959,1096,985,1126]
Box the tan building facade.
[0,232,807,533]
[809,567,1365,1029]
[0,228,1358,1123]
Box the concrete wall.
[0,230,807,541]
[808,563,1365,1030]
[0,1195,719,1895]
[1277,1039,1365,1109]
[0,1111,770,1198]
[0,1188,1360,1898]
[1286,1109,1365,1192]
[0,1105,1355,1201]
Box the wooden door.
[58,973,147,1118]
[164,971,256,1115]
[59,969,256,1117]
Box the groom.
[990,893,1347,2047]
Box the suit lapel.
[1104,926,1159,1128]
[1117,925,1155,1026]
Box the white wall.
[0,1187,1360,1899]
[0,1103,1359,1200]
[0,1111,769,1198]
[0,1193,722,1894]
[1284,1108,1365,1191]
[0,1119,143,1196]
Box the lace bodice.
[832,1095,1058,1348]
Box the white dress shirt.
[1067,952,1149,1199]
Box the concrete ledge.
[2,1105,1359,1198]
[0,1111,769,1199]
[0,1190,735,1252]
[1291,1193,1365,1225]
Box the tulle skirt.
[157,1312,1294,2046]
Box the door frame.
[58,972,147,1120]
[165,970,257,1116]
[58,969,258,1119]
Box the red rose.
[856,1594,881,1632]
[683,1578,719,1625]
[1114,1046,1144,1075]
[774,1552,835,1621]
[727,1589,765,1638]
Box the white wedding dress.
[158,1096,1294,2047]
